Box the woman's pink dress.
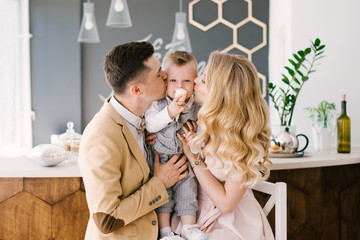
[172,157,275,240]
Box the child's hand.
[181,122,197,143]
[145,131,156,146]
[167,95,185,119]
[177,121,198,164]
[183,120,198,135]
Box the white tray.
[269,152,304,158]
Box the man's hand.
[167,95,185,119]
[153,151,188,188]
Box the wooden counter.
[0,159,88,240]
[1,148,360,239]
[259,147,360,239]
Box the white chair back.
[252,181,287,240]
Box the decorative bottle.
[337,95,351,153]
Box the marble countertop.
[269,147,360,170]
[1,147,359,177]
[0,157,81,177]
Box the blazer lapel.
[102,98,150,182]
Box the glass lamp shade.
[77,2,100,43]
[106,0,132,28]
[169,12,192,53]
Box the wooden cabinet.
[254,163,360,240]
[0,177,89,240]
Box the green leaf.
[305,47,311,54]
[315,51,325,56]
[282,78,290,85]
[311,45,316,53]
[315,55,326,61]
[301,63,309,71]
[293,77,301,85]
[282,74,290,82]
[315,38,321,46]
[317,45,326,51]
[298,50,305,57]
[285,67,295,76]
[289,59,297,68]
[290,86,300,94]
[302,76,309,81]
[296,70,304,78]
[268,82,274,88]
[293,53,301,62]
[275,95,281,103]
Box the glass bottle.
[337,95,351,153]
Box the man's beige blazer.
[79,98,169,239]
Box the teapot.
[273,127,309,154]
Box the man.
[78,41,188,240]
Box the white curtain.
[0,0,32,156]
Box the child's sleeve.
[145,101,173,133]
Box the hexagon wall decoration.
[189,0,267,97]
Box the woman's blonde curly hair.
[192,51,272,187]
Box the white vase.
[312,127,332,152]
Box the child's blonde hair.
[192,51,272,187]
[162,50,198,73]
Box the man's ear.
[129,83,143,96]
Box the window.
[0,0,32,156]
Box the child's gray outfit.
[145,96,201,216]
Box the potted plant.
[304,100,336,128]
[305,100,337,152]
[268,38,326,127]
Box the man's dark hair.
[103,41,155,95]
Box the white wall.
[269,0,360,148]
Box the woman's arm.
[177,132,247,214]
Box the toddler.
[145,51,205,240]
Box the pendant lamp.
[169,0,192,52]
[77,1,100,43]
[106,0,132,28]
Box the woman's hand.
[177,133,198,167]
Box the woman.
[175,52,274,239]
